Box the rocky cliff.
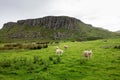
[0,16,119,42]
[3,16,80,30]
[116,30,120,33]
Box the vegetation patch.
[114,45,120,49]
[0,38,120,80]
[0,42,48,50]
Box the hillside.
[0,38,120,80]
[0,16,119,42]
[116,30,120,33]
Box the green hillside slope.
[0,16,119,42]
[0,38,120,80]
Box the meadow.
[0,38,120,80]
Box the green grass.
[0,38,120,80]
[1,21,120,43]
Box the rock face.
[3,16,80,30]
[0,16,118,42]
[116,30,120,33]
[3,22,16,29]
[1,16,83,40]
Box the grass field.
[0,38,120,80]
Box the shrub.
[0,42,49,50]
[53,60,57,64]
[52,56,61,64]
[38,59,44,65]
[80,58,87,64]
[19,57,27,66]
[12,57,28,69]
[3,43,23,49]
[0,59,11,68]
[42,62,49,70]
[42,44,48,48]
[28,44,43,50]
[27,65,34,73]
[114,45,120,49]
[33,55,40,64]
[56,56,61,62]
[49,56,53,61]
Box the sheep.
[64,45,68,49]
[56,48,63,56]
[82,50,92,60]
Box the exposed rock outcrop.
[116,30,120,33]
[0,16,119,42]
[3,22,16,29]
[3,16,80,30]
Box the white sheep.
[82,50,92,60]
[56,48,63,55]
[64,45,68,49]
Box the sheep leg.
[88,56,90,60]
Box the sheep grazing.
[64,45,68,49]
[82,50,92,60]
[56,48,63,56]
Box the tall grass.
[0,38,120,80]
[0,42,48,50]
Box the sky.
[0,0,120,31]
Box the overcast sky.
[0,0,120,31]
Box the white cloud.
[0,0,120,31]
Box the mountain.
[0,16,119,42]
[116,30,120,33]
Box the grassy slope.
[0,38,120,80]
[0,22,119,43]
